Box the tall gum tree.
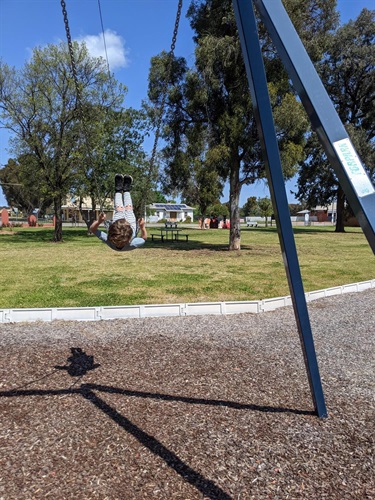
[149,0,338,250]
[296,8,375,231]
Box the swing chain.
[139,0,183,220]
[148,0,183,177]
[171,0,183,53]
[60,0,105,217]
[61,0,182,219]
[60,0,83,112]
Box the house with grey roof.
[147,203,195,222]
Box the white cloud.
[77,30,129,70]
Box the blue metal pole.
[253,0,375,253]
[232,0,328,417]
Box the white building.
[147,203,195,222]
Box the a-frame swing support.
[233,0,375,418]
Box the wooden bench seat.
[175,233,189,241]
[151,233,164,242]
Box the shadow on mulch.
[0,346,315,500]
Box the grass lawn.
[0,224,373,309]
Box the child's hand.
[138,218,145,228]
[99,212,106,223]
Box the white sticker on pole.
[333,138,375,197]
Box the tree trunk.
[335,185,346,233]
[53,194,63,242]
[229,162,241,251]
[91,195,97,226]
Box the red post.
[1,208,9,226]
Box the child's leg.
[113,192,126,222]
[123,191,137,236]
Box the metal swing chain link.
[147,0,183,183]
[61,0,82,113]
[60,0,105,215]
[62,0,182,218]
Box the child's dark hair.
[108,219,133,249]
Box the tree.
[0,157,53,216]
[258,197,273,227]
[288,203,306,216]
[71,105,151,220]
[207,201,229,219]
[242,196,258,217]
[149,0,337,250]
[147,54,224,219]
[296,8,375,232]
[0,41,126,241]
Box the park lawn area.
[0,224,373,309]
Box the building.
[62,196,113,223]
[147,203,195,222]
[293,202,337,225]
[311,201,337,223]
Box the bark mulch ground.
[0,289,374,499]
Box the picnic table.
[151,227,189,242]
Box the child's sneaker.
[123,174,133,192]
[115,174,124,192]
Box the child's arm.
[138,218,147,240]
[89,212,106,234]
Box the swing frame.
[233,0,375,418]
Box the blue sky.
[0,0,373,207]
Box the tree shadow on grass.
[148,240,232,252]
[0,227,91,244]
[0,347,315,498]
[244,226,362,235]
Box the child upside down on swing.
[89,174,147,251]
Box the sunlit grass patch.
[0,224,373,308]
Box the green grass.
[0,224,374,308]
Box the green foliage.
[296,8,375,230]
[149,0,337,249]
[0,41,150,238]
[242,196,258,217]
[288,203,306,216]
[206,202,229,218]
[319,8,375,138]
[0,157,53,216]
[257,197,273,227]
[281,0,339,61]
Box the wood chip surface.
[0,290,374,499]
